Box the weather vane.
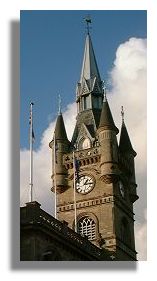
[84,15,92,34]
[121,106,124,122]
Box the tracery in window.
[78,137,91,150]
[82,138,91,149]
[78,217,96,240]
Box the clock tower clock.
[49,29,138,261]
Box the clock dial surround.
[75,175,94,194]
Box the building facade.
[20,201,113,261]
[49,31,138,261]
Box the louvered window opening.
[78,217,96,240]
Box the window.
[78,217,96,240]
[82,138,91,149]
[83,95,91,110]
[78,138,91,150]
[92,96,102,109]
[84,96,87,109]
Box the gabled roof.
[119,121,136,156]
[76,123,95,145]
[98,100,119,134]
[70,108,101,147]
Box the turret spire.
[98,99,119,134]
[119,108,136,156]
[54,113,68,141]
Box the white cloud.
[109,37,147,260]
[20,37,147,260]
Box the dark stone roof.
[55,113,68,140]
[98,101,119,134]
[86,124,95,138]
[80,33,101,84]
[119,122,136,156]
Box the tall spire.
[80,33,101,84]
[76,27,103,113]
[72,20,104,147]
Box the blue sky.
[20,10,147,149]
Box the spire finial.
[121,106,124,123]
[58,94,62,115]
[102,80,107,101]
[85,15,92,34]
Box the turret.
[49,113,70,193]
[97,96,119,183]
[119,107,138,202]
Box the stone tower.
[49,31,138,261]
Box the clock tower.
[49,30,138,261]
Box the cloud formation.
[20,37,147,260]
[109,37,147,260]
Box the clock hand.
[84,179,88,185]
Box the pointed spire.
[54,113,68,141]
[119,107,136,156]
[80,33,101,83]
[98,100,119,134]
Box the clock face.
[119,181,125,197]
[76,175,94,194]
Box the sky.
[20,10,147,260]
[20,10,146,149]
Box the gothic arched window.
[79,138,91,150]
[78,216,96,240]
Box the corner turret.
[119,107,138,202]
[97,96,119,183]
[49,113,70,193]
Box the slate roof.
[98,101,119,134]
[80,33,101,83]
[119,121,136,156]
[55,113,68,141]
